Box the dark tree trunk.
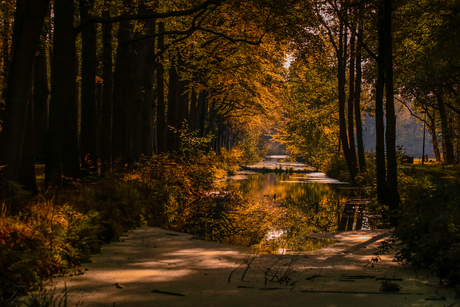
[130,40,145,161]
[198,90,208,138]
[1,15,11,106]
[62,40,80,179]
[80,0,98,173]
[140,11,156,157]
[112,18,133,164]
[347,26,358,174]
[427,110,441,161]
[375,0,386,204]
[383,0,400,212]
[189,89,199,132]
[156,22,166,153]
[354,8,366,173]
[33,45,49,163]
[437,93,455,164]
[167,62,179,152]
[100,4,113,172]
[337,20,356,180]
[19,93,37,193]
[0,0,49,188]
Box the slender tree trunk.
[100,4,113,172]
[1,15,11,106]
[426,110,441,161]
[112,18,133,164]
[375,0,387,204]
[80,0,98,173]
[189,88,199,132]
[0,0,49,188]
[338,20,355,180]
[33,45,49,163]
[19,92,37,193]
[130,40,145,161]
[140,9,156,157]
[167,62,179,152]
[347,26,358,174]
[62,39,80,179]
[437,93,455,164]
[156,22,166,153]
[198,89,207,138]
[383,0,400,211]
[354,10,366,172]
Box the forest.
[1,0,460,302]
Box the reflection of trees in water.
[174,176,344,254]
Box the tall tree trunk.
[436,93,455,164]
[167,62,179,152]
[383,0,400,212]
[62,38,80,179]
[337,20,355,180]
[375,0,386,204]
[347,26,358,174]
[354,10,366,172]
[0,0,49,188]
[33,45,49,163]
[100,3,113,172]
[130,40,145,161]
[140,8,155,157]
[426,110,441,161]
[189,88,199,132]
[112,18,133,164]
[156,22,166,153]
[1,15,11,106]
[80,0,98,173]
[19,92,37,193]
[198,89,207,138]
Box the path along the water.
[43,227,457,307]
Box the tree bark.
[0,0,49,188]
[347,25,358,175]
[354,9,366,172]
[80,0,98,173]
[140,6,156,157]
[375,0,386,204]
[33,45,49,163]
[100,3,113,172]
[167,62,179,152]
[112,18,133,164]
[383,0,400,212]
[337,19,356,180]
[436,93,455,164]
[156,22,167,153]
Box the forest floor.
[47,227,458,307]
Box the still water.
[231,172,347,203]
[214,171,350,254]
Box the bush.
[392,180,460,284]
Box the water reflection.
[229,173,345,204]
[208,172,349,254]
